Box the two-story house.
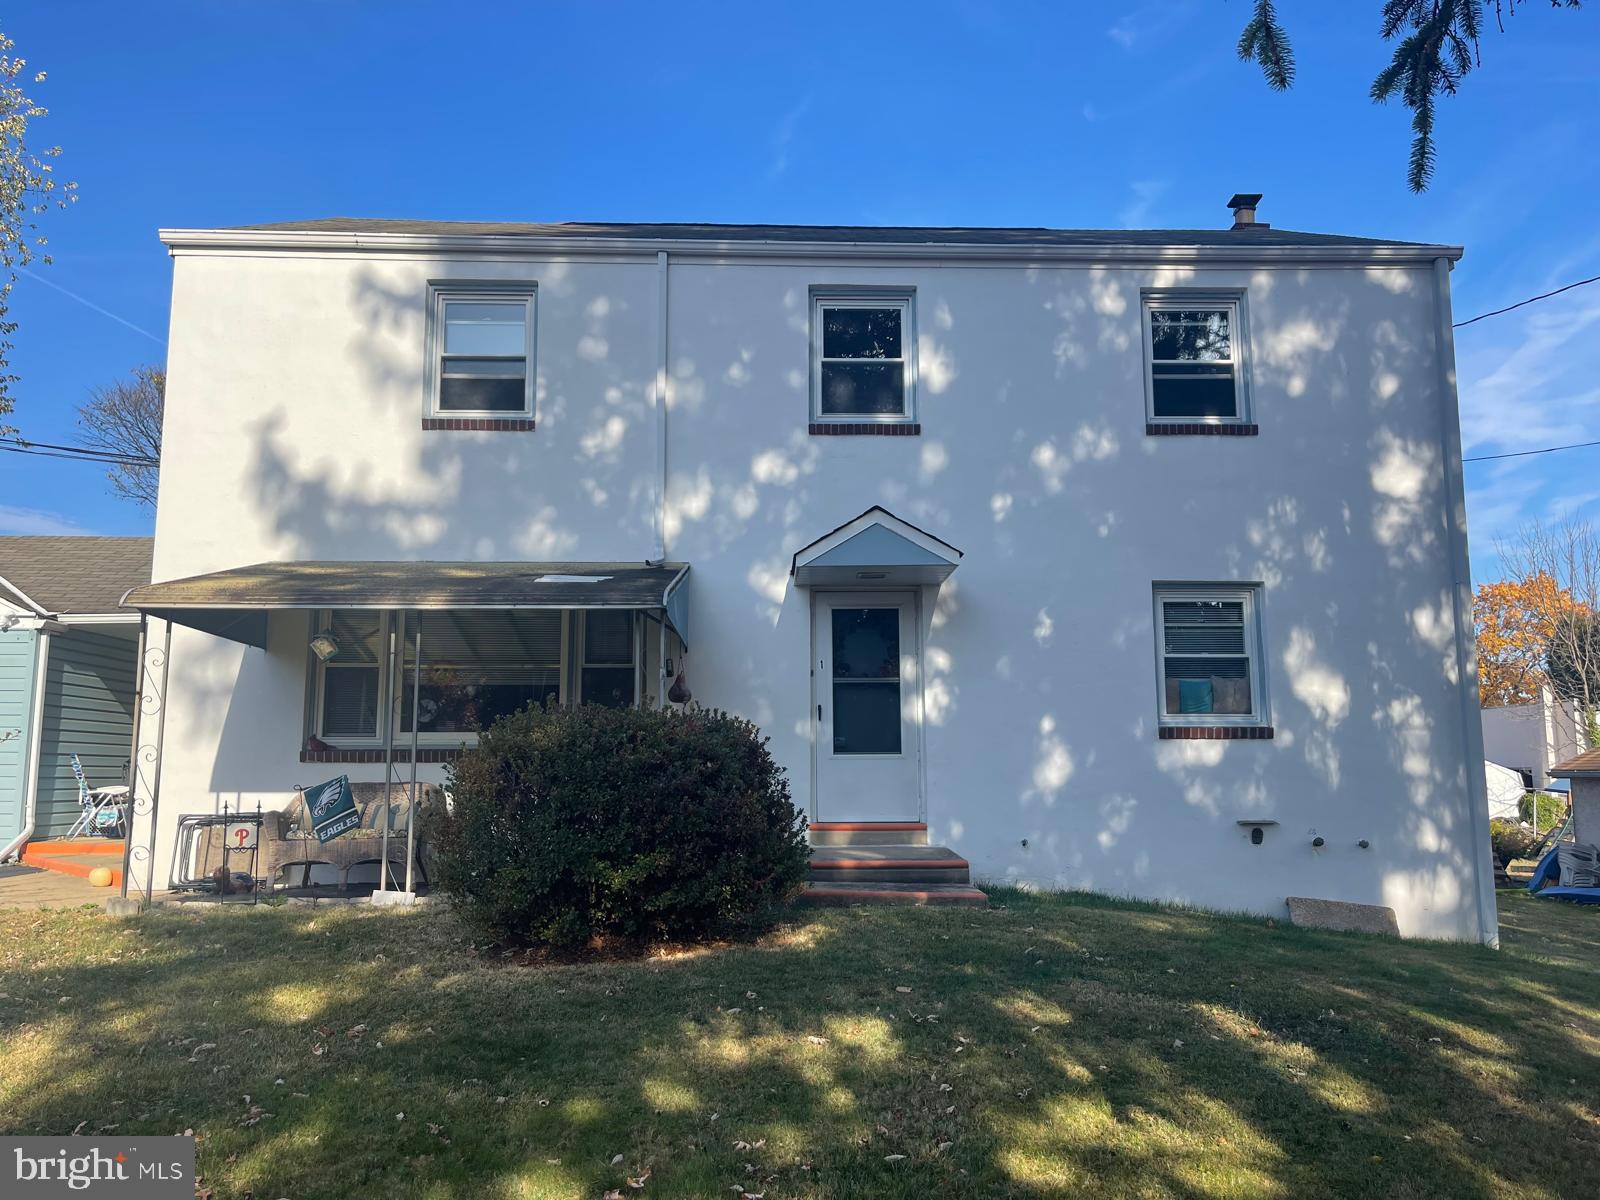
[122,195,1497,940]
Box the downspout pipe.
[0,628,51,863]
[654,250,670,562]
[1432,254,1499,948]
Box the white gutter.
[0,629,51,863]
[159,227,1464,268]
[0,573,48,617]
[1431,254,1499,949]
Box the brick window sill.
[423,417,537,432]
[1158,725,1274,741]
[810,422,921,436]
[1147,422,1259,437]
[301,747,466,764]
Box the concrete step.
[808,822,929,847]
[807,844,969,885]
[22,840,125,887]
[800,880,988,907]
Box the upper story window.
[1153,584,1268,727]
[811,291,917,425]
[1143,293,1249,427]
[426,281,537,419]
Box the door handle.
[817,704,822,721]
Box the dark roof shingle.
[0,536,153,616]
[223,217,1444,252]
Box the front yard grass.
[1,889,1596,1199]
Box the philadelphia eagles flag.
[305,775,359,843]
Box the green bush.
[1518,791,1567,834]
[1489,818,1539,865]
[433,703,810,949]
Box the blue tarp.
[1527,847,1600,905]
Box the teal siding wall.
[0,629,40,846]
[34,629,137,839]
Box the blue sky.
[3,1,1597,584]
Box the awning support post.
[658,610,668,710]
[403,612,422,893]
[117,616,148,898]
[378,613,401,892]
[125,619,172,906]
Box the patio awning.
[121,560,690,649]
[791,507,961,588]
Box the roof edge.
[159,227,1464,265]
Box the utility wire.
[1453,273,1600,329]
[1464,438,1600,464]
[0,436,158,466]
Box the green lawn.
[1,890,1596,1199]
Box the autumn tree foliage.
[1474,570,1575,706]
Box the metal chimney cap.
[1227,193,1267,230]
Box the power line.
[0,436,158,466]
[1453,273,1600,329]
[1464,438,1600,464]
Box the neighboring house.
[1549,749,1600,848]
[1480,688,1587,792]
[1484,760,1526,823]
[0,536,153,858]
[121,195,1498,941]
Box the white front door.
[813,592,921,822]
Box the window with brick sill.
[1154,584,1271,735]
[810,291,918,433]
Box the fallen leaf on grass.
[805,1035,828,1046]
[896,986,913,994]
[627,1168,651,1187]
[884,1153,906,1162]
[611,1154,625,1165]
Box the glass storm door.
[813,593,921,821]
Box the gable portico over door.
[790,507,962,825]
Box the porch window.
[315,611,385,740]
[580,610,637,708]
[427,281,537,417]
[401,610,564,735]
[1154,585,1266,724]
[812,292,916,423]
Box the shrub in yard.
[1490,818,1539,866]
[1518,790,1567,834]
[433,703,810,948]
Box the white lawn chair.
[66,753,130,838]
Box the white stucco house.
[120,195,1498,941]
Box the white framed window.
[401,610,566,737]
[1153,585,1268,725]
[1143,292,1248,423]
[578,610,638,708]
[426,281,537,417]
[311,608,656,745]
[811,291,917,422]
[312,610,387,743]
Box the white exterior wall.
[137,234,1496,940]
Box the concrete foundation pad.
[1286,896,1400,936]
[102,896,144,918]
[368,889,420,908]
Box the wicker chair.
[202,783,445,889]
